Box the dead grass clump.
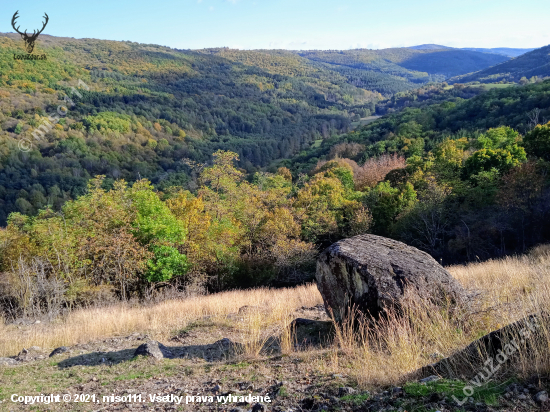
[326,247,550,389]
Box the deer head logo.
[11,11,49,54]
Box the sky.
[1,0,549,51]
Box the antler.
[34,13,49,37]
[11,11,24,36]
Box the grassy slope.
[1,247,550,411]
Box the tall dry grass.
[326,245,550,388]
[2,246,550,390]
[0,284,322,357]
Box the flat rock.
[49,346,69,357]
[316,234,465,321]
[134,341,173,360]
[416,312,549,379]
[0,357,19,366]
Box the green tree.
[524,123,550,161]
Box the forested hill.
[0,33,515,224]
[452,44,550,83]
[197,46,509,95]
[0,33,386,224]
[409,45,534,58]
[279,80,550,262]
[285,80,550,174]
[293,48,509,80]
[459,47,535,58]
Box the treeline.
[0,151,372,318]
[453,44,550,84]
[281,82,550,263]
[0,35,385,225]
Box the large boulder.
[316,234,465,321]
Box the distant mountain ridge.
[460,47,535,58]
[451,44,550,83]
[408,44,534,58]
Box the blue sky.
[1,0,549,50]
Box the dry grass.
[0,284,322,357]
[2,246,550,391]
[325,245,550,388]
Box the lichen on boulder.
[316,234,465,321]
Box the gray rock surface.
[316,234,465,321]
[535,390,548,404]
[0,357,19,366]
[134,341,173,360]
[416,312,549,379]
[49,346,69,357]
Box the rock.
[338,387,356,396]
[251,403,266,412]
[416,312,549,379]
[49,346,69,357]
[316,234,465,321]
[517,394,527,400]
[215,338,234,348]
[0,357,19,366]
[291,318,334,348]
[419,375,440,383]
[29,346,41,351]
[15,348,34,362]
[392,387,403,395]
[535,391,549,404]
[134,341,173,360]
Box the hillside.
[1,251,550,412]
[460,47,535,58]
[280,80,550,261]
[295,47,509,79]
[409,44,534,58]
[287,80,550,173]
[453,44,550,83]
[0,33,387,224]
[0,33,514,225]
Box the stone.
[392,387,403,395]
[338,387,356,396]
[0,357,19,366]
[535,391,549,404]
[134,341,173,360]
[416,312,549,379]
[419,375,440,383]
[49,346,69,357]
[251,403,266,412]
[316,234,465,321]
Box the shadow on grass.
[56,318,334,369]
[56,339,244,368]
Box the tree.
[524,122,550,161]
[463,147,525,178]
